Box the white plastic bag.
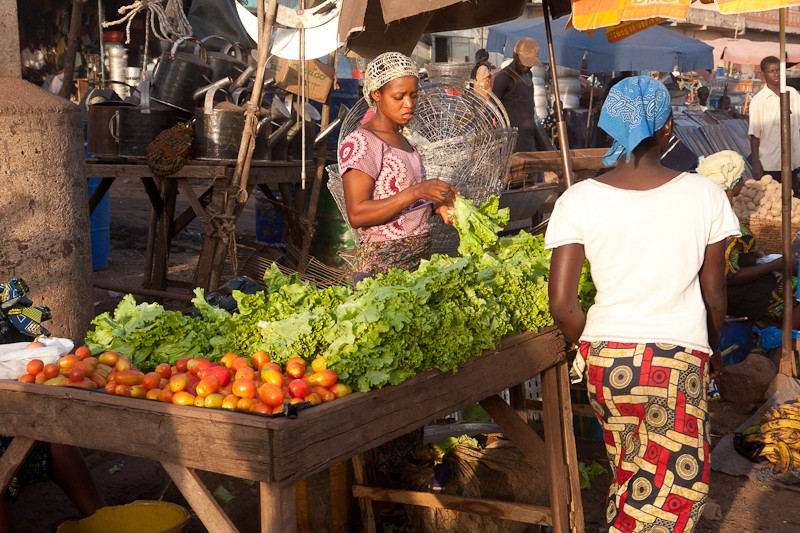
[0,337,74,380]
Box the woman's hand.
[709,350,723,380]
[436,204,455,225]
[415,179,458,204]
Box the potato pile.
[732,175,800,224]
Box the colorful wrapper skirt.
[578,341,710,533]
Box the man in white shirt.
[749,55,800,197]
[21,39,46,86]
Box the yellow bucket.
[57,500,190,533]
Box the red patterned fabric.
[579,341,710,533]
[339,129,431,243]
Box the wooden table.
[84,157,307,294]
[0,328,584,533]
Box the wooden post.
[0,437,35,492]
[540,365,571,533]
[60,0,85,99]
[260,480,298,533]
[0,0,21,78]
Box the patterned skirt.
[578,341,710,533]
[353,233,431,279]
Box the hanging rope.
[103,0,192,46]
[198,205,240,277]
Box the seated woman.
[697,150,800,328]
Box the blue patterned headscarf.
[599,76,672,166]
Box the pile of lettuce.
[86,195,596,388]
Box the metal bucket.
[87,100,135,156]
[201,35,248,83]
[151,37,213,116]
[112,81,178,157]
[194,86,245,160]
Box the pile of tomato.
[17,348,352,415]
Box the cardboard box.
[266,57,334,103]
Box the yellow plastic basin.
[57,500,190,533]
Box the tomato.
[115,370,145,386]
[26,359,44,376]
[236,397,259,410]
[313,386,336,403]
[220,352,238,368]
[198,366,232,387]
[168,373,190,393]
[18,373,35,383]
[82,356,99,368]
[175,358,189,373]
[68,365,86,382]
[232,377,256,399]
[104,381,118,394]
[251,351,270,370]
[114,357,132,372]
[311,356,327,373]
[261,362,281,374]
[58,354,78,370]
[285,361,306,379]
[186,358,211,374]
[34,374,48,385]
[114,384,132,396]
[42,363,59,379]
[272,405,285,414]
[95,364,113,377]
[155,363,172,379]
[260,369,283,387]
[204,393,225,408]
[231,357,251,371]
[142,372,162,390]
[45,376,69,386]
[287,379,310,399]
[90,373,107,389]
[195,375,221,397]
[145,388,161,401]
[307,370,338,388]
[74,360,96,377]
[289,397,305,405]
[130,385,148,398]
[67,379,97,389]
[303,393,322,405]
[194,395,205,407]
[171,391,195,406]
[98,351,119,367]
[250,402,272,415]
[158,388,174,403]
[221,394,239,410]
[74,346,92,360]
[234,367,256,381]
[258,383,284,407]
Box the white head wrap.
[362,52,419,109]
[696,150,746,190]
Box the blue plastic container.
[719,320,753,366]
[87,177,110,271]
[254,188,285,248]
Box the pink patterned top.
[339,129,432,243]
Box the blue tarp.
[486,17,714,74]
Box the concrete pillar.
[0,78,93,343]
[0,0,21,78]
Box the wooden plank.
[271,329,566,482]
[172,184,214,237]
[540,366,571,533]
[0,437,35,492]
[352,485,553,526]
[161,462,238,533]
[508,383,528,422]
[557,361,586,533]
[84,160,306,185]
[260,480,297,533]
[479,395,546,465]
[351,454,377,533]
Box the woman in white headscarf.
[339,52,457,283]
[698,150,800,327]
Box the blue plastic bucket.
[87,177,110,271]
[719,320,753,366]
[254,188,286,248]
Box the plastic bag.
[0,337,74,380]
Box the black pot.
[87,100,135,156]
[112,81,178,157]
[194,87,245,160]
[150,37,213,116]
[201,35,248,83]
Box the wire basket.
[743,215,799,255]
[424,62,474,81]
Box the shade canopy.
[707,38,800,66]
[486,17,714,74]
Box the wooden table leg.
[150,179,178,291]
[260,480,297,533]
[479,394,546,463]
[0,437,35,492]
[508,383,528,422]
[351,454,377,533]
[557,360,585,533]
[541,364,576,533]
[160,462,238,533]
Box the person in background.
[749,55,800,197]
[491,37,541,152]
[20,39,46,86]
[698,150,800,328]
[470,48,495,92]
[44,54,66,96]
[696,85,710,111]
[547,76,739,533]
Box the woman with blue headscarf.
[546,77,740,533]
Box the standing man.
[749,55,800,197]
[492,37,541,152]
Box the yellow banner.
[715,0,800,14]
[606,18,666,41]
[571,0,691,31]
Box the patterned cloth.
[353,233,431,278]
[362,52,419,109]
[599,76,672,166]
[696,150,746,191]
[339,129,432,244]
[579,341,710,533]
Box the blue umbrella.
[487,17,714,74]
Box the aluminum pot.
[111,81,178,157]
[150,37,213,116]
[201,35,247,83]
[194,86,245,160]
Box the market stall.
[0,328,584,533]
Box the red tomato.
[42,363,59,379]
[307,370,338,388]
[261,362,281,374]
[104,381,117,394]
[58,354,78,370]
[34,374,48,385]
[236,397,259,410]
[168,373,190,393]
[303,393,322,406]
[68,365,86,382]
[258,383,284,407]
[26,359,44,376]
[175,358,190,373]
[186,358,211,374]
[158,388,174,403]
[198,366,232,387]
[285,361,306,379]
[74,346,92,360]
[142,372,162,390]
[115,370,145,386]
[114,384,132,396]
[220,352,238,368]
[155,363,172,379]
[98,351,119,367]
[195,375,221,397]
[313,386,336,403]
[251,351,271,370]
[130,385,148,398]
[260,369,283,387]
[234,367,256,381]
[287,379,310,399]
[221,394,239,409]
[171,391,195,406]
[90,373,107,389]
[145,388,161,401]
[18,373,35,383]
[232,377,256,399]
[231,357,251,371]
[250,402,272,415]
[114,357,132,372]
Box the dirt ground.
[7,179,800,532]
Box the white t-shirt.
[748,85,800,171]
[544,172,740,353]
